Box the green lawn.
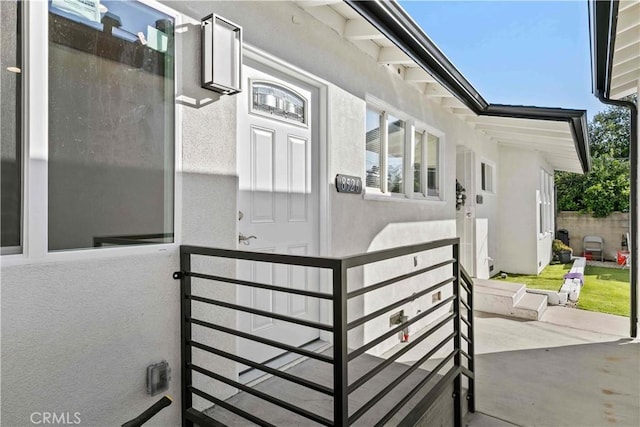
[498,264,630,317]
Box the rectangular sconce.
[201,14,242,95]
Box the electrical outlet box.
[432,291,442,303]
[147,361,171,396]
[390,310,405,327]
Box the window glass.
[414,131,423,193]
[365,109,381,189]
[387,115,404,193]
[48,0,175,250]
[1,0,22,252]
[481,163,486,190]
[481,162,494,192]
[252,81,306,124]
[427,134,439,197]
[539,194,544,234]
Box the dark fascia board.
[345,0,591,173]
[345,0,488,113]
[486,105,591,173]
[589,0,619,99]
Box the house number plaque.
[335,174,362,194]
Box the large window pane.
[48,0,175,250]
[1,0,22,252]
[427,134,439,197]
[365,109,381,189]
[387,115,404,194]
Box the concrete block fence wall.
[556,211,629,261]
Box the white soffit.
[298,1,460,106]
[611,0,640,99]
[297,1,584,173]
[466,116,582,173]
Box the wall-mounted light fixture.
[201,14,242,95]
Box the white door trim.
[238,45,334,357]
[243,45,330,258]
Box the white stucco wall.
[2,1,512,424]
[1,10,238,425]
[497,145,555,275]
[455,137,500,276]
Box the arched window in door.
[251,81,307,126]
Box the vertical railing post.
[466,267,476,413]
[180,250,193,427]
[333,260,349,426]
[452,242,463,427]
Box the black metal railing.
[175,238,475,426]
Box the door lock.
[238,233,257,245]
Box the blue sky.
[400,1,605,118]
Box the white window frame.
[3,0,182,266]
[412,123,444,201]
[412,128,426,198]
[538,169,553,237]
[480,160,496,194]
[0,0,25,256]
[364,98,444,203]
[364,106,388,196]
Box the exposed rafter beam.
[488,133,574,145]
[610,79,640,98]
[344,0,590,173]
[475,124,572,139]
[404,67,436,83]
[613,41,640,65]
[491,134,575,145]
[423,83,454,98]
[465,116,570,131]
[450,107,475,116]
[611,68,640,89]
[614,25,640,50]
[344,19,384,40]
[612,55,640,76]
[440,97,466,108]
[616,5,640,32]
[377,46,412,64]
[618,0,640,13]
[297,0,342,8]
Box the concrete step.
[473,279,547,320]
[474,279,526,315]
[512,292,548,320]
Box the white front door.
[237,63,320,366]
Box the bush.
[552,239,572,254]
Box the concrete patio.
[469,306,639,427]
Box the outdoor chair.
[621,232,631,269]
[583,235,604,261]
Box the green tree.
[583,157,630,216]
[555,95,634,217]
[588,101,633,158]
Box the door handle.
[238,233,257,245]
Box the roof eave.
[589,0,619,99]
[485,105,591,173]
[345,0,592,173]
